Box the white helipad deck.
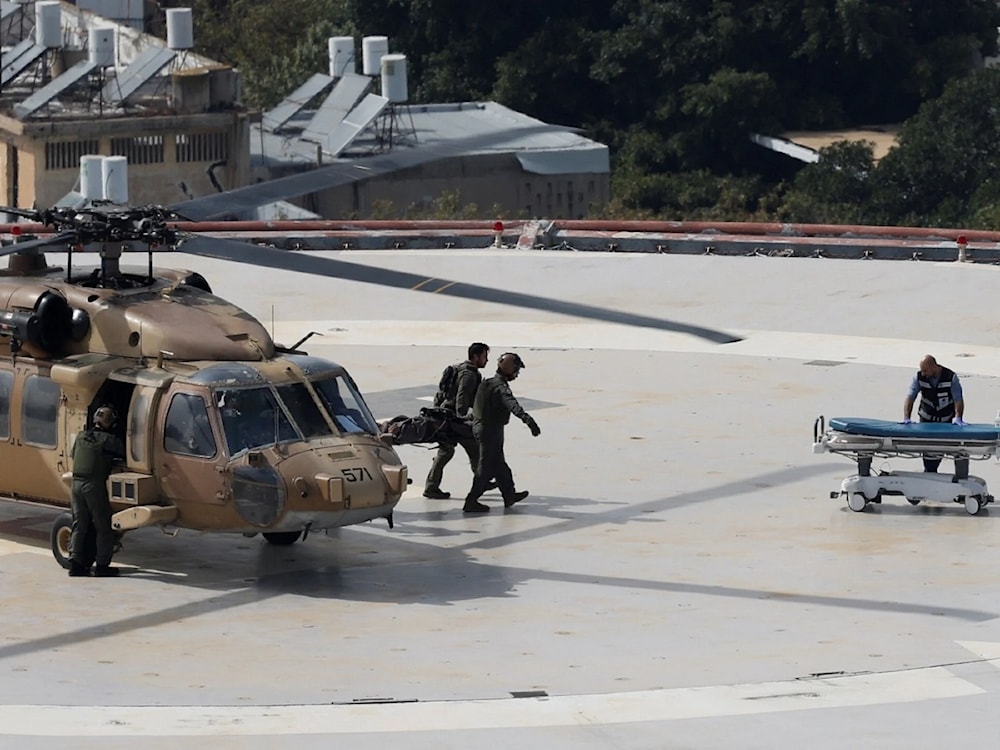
[3,250,1000,748]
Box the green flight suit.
[70,428,125,569]
[466,374,536,503]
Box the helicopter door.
[157,390,227,507]
[2,366,67,502]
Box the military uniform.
[424,360,482,497]
[69,426,125,576]
[465,372,539,511]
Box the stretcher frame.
[812,416,999,515]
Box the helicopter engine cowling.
[0,291,85,357]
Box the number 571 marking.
[341,467,374,482]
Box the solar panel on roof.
[1,40,46,86]
[100,46,175,105]
[323,93,389,157]
[262,72,334,133]
[301,72,371,143]
[14,59,97,119]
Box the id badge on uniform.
[938,395,950,409]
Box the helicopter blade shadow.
[175,235,741,343]
[0,586,277,662]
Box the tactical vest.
[72,429,119,479]
[917,366,957,422]
[435,361,478,411]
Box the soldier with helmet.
[68,405,126,577]
[463,352,541,513]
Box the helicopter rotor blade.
[176,235,741,343]
[169,124,579,221]
[0,231,77,256]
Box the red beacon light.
[10,225,22,237]
[957,235,968,262]
[492,220,504,248]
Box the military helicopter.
[0,156,739,571]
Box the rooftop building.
[2,5,608,220]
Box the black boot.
[93,565,120,577]
[67,561,91,577]
[463,499,490,513]
[504,490,529,508]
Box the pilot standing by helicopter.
[68,406,125,577]
[463,352,540,513]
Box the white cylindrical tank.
[328,36,355,77]
[79,155,103,202]
[34,1,62,49]
[166,8,194,51]
[102,156,128,204]
[361,35,388,76]
[380,54,407,103]
[88,27,115,68]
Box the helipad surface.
[3,250,1000,748]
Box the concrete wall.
[308,153,610,220]
[0,113,250,209]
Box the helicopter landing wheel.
[50,513,73,569]
[262,531,301,546]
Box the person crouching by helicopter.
[463,352,541,513]
[68,405,125,577]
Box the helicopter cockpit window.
[312,376,378,435]
[0,370,12,440]
[275,383,332,439]
[163,393,217,458]
[22,375,60,448]
[216,386,296,455]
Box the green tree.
[778,141,875,224]
[870,68,1000,227]
[162,0,355,108]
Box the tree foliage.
[164,0,1000,226]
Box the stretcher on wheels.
[812,416,1000,515]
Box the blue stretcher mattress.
[829,417,1000,442]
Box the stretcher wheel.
[906,497,920,506]
[964,495,983,516]
[847,493,868,512]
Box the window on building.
[111,135,164,165]
[175,132,228,163]
[22,375,60,448]
[44,140,100,170]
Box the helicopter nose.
[380,464,408,495]
[311,463,407,504]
